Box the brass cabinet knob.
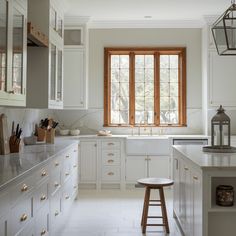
[41,229,47,235]
[55,211,59,216]
[8,90,15,94]
[193,176,198,180]
[65,195,70,200]
[20,214,28,222]
[21,184,28,192]
[66,155,69,158]
[108,172,114,176]
[40,195,46,201]
[108,153,114,156]
[74,149,77,152]
[65,172,70,176]
[184,167,189,171]
[74,186,77,189]
[73,164,77,168]
[54,182,60,187]
[108,143,114,146]
[107,159,114,163]
[55,162,59,166]
[41,170,47,177]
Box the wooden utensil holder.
[9,136,20,153]
[46,129,55,144]
[37,127,46,141]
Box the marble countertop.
[0,139,78,191]
[173,145,236,169]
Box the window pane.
[160,97,169,110]
[145,98,154,111]
[110,55,130,125]
[170,55,178,68]
[135,55,144,68]
[170,69,178,82]
[145,55,154,68]
[170,83,178,97]
[135,69,144,82]
[160,69,169,82]
[160,55,169,68]
[170,97,178,110]
[160,83,169,97]
[145,83,154,97]
[145,69,154,82]
[135,97,145,110]
[135,83,145,97]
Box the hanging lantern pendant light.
[212,0,236,55]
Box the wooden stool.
[138,178,174,234]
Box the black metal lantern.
[203,105,236,153]
[212,1,236,55]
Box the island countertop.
[173,145,236,169]
[0,139,79,191]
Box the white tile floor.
[59,189,182,236]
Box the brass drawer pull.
[65,195,70,200]
[20,214,28,222]
[55,162,59,166]
[55,211,59,216]
[108,143,114,146]
[41,229,47,235]
[65,172,70,176]
[54,182,60,187]
[108,159,114,163]
[66,155,69,158]
[41,170,47,177]
[21,184,28,192]
[40,195,46,201]
[184,167,189,171]
[73,164,77,168]
[108,172,114,176]
[108,153,114,156]
[193,176,198,180]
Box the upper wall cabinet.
[0,0,27,107]
[63,18,89,110]
[209,50,236,107]
[26,0,64,109]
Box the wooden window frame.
[104,47,186,127]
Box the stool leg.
[141,187,148,226]
[159,187,170,234]
[142,187,150,233]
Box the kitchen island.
[173,145,236,236]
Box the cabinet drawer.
[71,173,78,197]
[102,156,120,166]
[102,141,120,149]
[10,174,35,205]
[49,171,61,196]
[49,155,63,174]
[61,161,72,184]
[34,180,49,213]
[17,219,35,236]
[62,181,73,213]
[0,215,6,236]
[11,196,32,236]
[102,149,120,158]
[50,190,61,228]
[35,165,49,184]
[102,166,121,181]
[0,191,10,217]
[35,201,49,236]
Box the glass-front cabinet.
[0,0,27,106]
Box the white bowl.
[59,129,70,136]
[70,129,80,136]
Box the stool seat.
[138,177,174,234]
[138,178,174,188]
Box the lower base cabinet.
[0,142,79,236]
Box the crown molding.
[64,16,91,26]
[203,15,219,25]
[87,19,204,29]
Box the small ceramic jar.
[216,185,234,207]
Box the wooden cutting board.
[0,114,10,155]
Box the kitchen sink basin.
[126,136,170,155]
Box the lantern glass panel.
[223,18,236,49]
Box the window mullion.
[129,52,135,125]
[154,52,160,125]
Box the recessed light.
[144,16,152,19]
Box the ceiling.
[64,0,230,23]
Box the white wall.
[55,28,203,135]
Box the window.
[104,47,186,127]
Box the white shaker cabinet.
[126,155,169,183]
[64,48,86,109]
[209,50,236,107]
[80,141,97,183]
[0,0,27,107]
